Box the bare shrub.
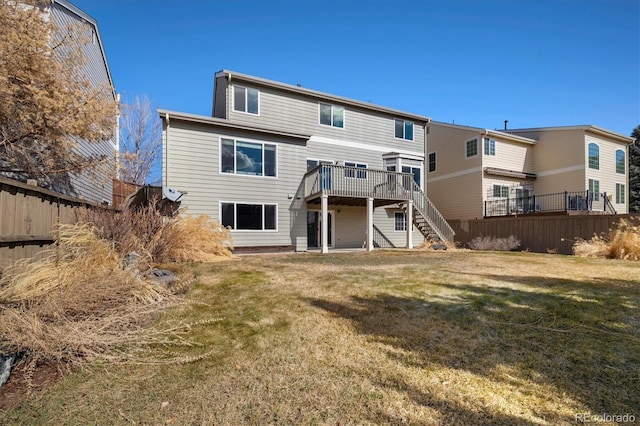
[468,235,520,251]
[573,218,640,260]
[78,205,232,264]
[159,215,233,263]
[0,223,175,366]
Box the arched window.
[616,149,625,174]
[588,143,599,170]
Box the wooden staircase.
[401,182,455,243]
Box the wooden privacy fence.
[449,214,637,255]
[0,177,92,269]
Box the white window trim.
[394,119,414,141]
[465,137,479,159]
[307,158,335,169]
[219,201,278,232]
[587,142,600,170]
[232,85,260,116]
[318,103,345,129]
[344,160,368,179]
[219,137,278,178]
[588,178,600,201]
[394,211,407,232]
[484,137,496,156]
[615,182,626,204]
[615,149,626,174]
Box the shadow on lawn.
[307,274,640,425]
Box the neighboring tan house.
[48,0,118,204]
[427,122,633,220]
[161,70,453,252]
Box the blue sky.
[74,0,639,136]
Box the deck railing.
[484,191,617,217]
[303,164,415,200]
[303,164,455,242]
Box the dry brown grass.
[161,214,233,263]
[78,204,232,263]
[0,222,202,373]
[2,250,637,425]
[468,234,521,251]
[574,218,640,260]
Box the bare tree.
[118,95,162,184]
[0,0,118,191]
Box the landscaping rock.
[0,354,16,388]
[124,251,139,269]
[431,243,448,251]
[147,269,179,288]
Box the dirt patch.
[0,361,67,410]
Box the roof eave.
[216,70,431,124]
[158,109,311,141]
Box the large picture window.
[319,103,344,128]
[394,119,414,140]
[221,138,276,177]
[233,86,259,114]
[221,202,277,231]
[588,143,599,170]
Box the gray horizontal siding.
[50,2,116,203]
[226,84,425,154]
[164,121,307,248]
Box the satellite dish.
[163,187,184,202]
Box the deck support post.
[366,197,374,252]
[406,200,413,249]
[321,193,329,254]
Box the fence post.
[564,191,568,211]
[603,192,607,212]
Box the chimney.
[504,120,508,130]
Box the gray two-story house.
[160,70,453,252]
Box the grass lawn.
[1,250,639,425]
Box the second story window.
[466,138,478,158]
[319,103,344,128]
[484,138,496,155]
[394,119,414,140]
[233,86,259,115]
[588,143,599,170]
[428,152,436,172]
[616,149,625,174]
[221,138,276,177]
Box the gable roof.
[50,0,116,101]
[430,121,537,145]
[215,70,431,124]
[509,125,634,144]
[158,109,311,141]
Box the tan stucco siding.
[482,138,534,172]
[583,135,629,213]
[428,172,483,220]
